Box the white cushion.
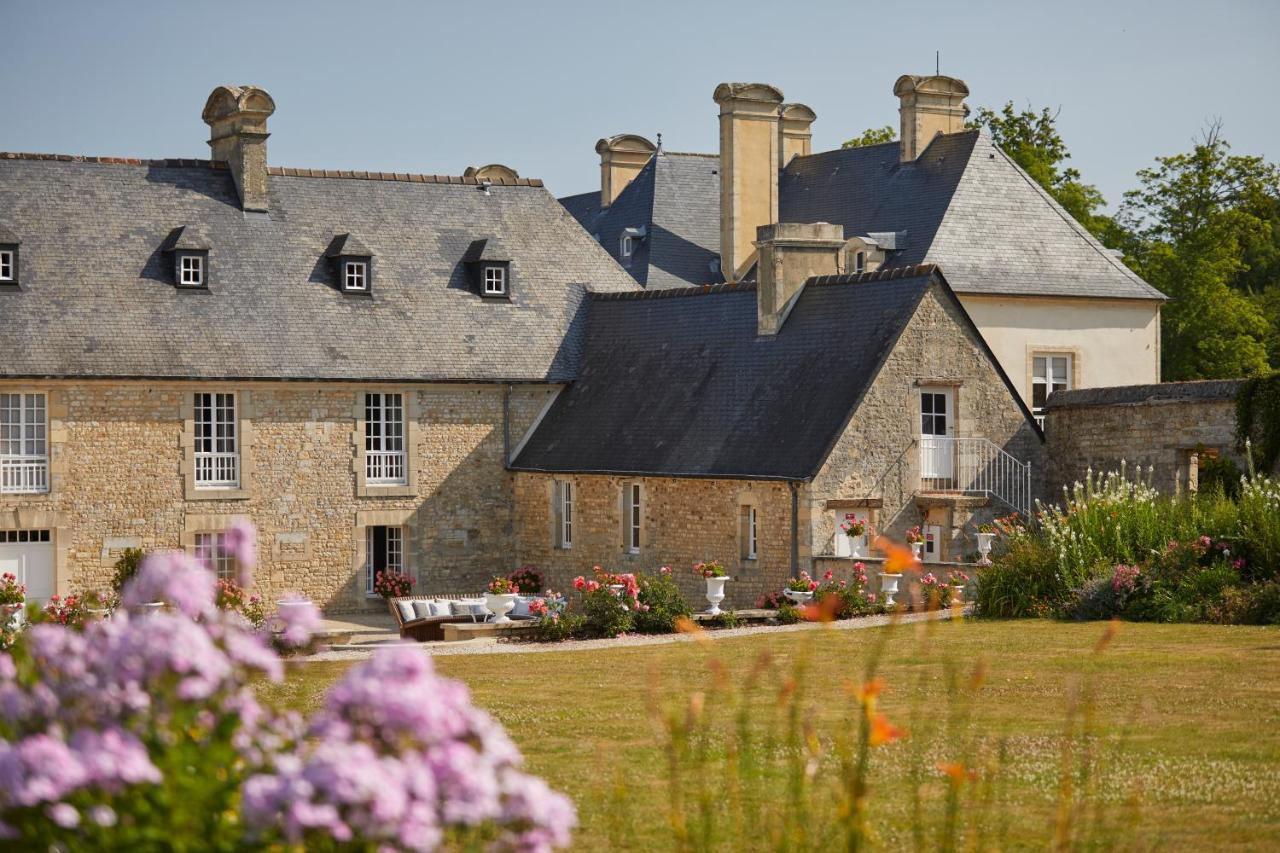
[453,598,488,622]
[511,596,532,618]
[429,600,454,617]
[396,601,416,623]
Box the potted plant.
[485,576,519,624]
[905,525,924,560]
[783,571,819,605]
[373,570,415,599]
[840,514,869,558]
[508,565,543,594]
[693,561,730,616]
[0,573,26,628]
[947,570,970,605]
[975,523,997,566]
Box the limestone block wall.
[810,286,1045,561]
[0,379,555,613]
[513,474,796,608]
[1043,380,1244,498]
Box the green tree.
[1119,123,1278,379]
[969,103,1113,239]
[841,125,896,148]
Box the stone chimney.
[893,75,969,162]
[713,83,785,282]
[202,85,276,212]
[778,103,816,167]
[755,222,846,335]
[595,134,657,208]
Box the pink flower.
[823,571,833,581]
[867,593,877,603]
[585,581,600,593]
[660,566,672,575]
[808,581,818,591]
[1233,558,1246,570]
[853,562,866,572]
[572,577,585,591]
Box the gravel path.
[302,607,967,662]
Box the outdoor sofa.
[387,594,538,642]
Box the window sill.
[359,483,417,498]
[188,486,250,501]
[341,289,374,299]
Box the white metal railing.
[194,451,240,489]
[366,450,407,486]
[919,436,1032,516]
[0,456,49,494]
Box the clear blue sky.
[3,0,1277,209]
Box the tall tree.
[841,126,896,149]
[969,103,1114,240]
[1119,123,1278,379]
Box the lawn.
[260,619,1280,850]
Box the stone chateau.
[0,75,1163,611]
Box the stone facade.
[512,284,1045,607]
[0,379,556,612]
[1044,380,1245,496]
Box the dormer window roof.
[463,237,513,300]
[325,233,374,295]
[0,225,19,287]
[161,225,211,289]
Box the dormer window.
[621,235,634,259]
[483,265,507,296]
[325,234,375,295]
[619,226,646,266]
[344,260,368,292]
[179,255,205,287]
[854,251,866,274]
[0,226,18,286]
[463,237,513,301]
[162,226,211,290]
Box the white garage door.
[0,530,55,605]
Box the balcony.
[194,451,240,489]
[0,455,48,494]
[918,436,1031,516]
[366,450,408,486]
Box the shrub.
[508,565,543,593]
[1199,453,1243,499]
[0,572,25,607]
[775,603,803,624]
[216,578,268,630]
[38,593,96,629]
[976,537,1065,618]
[580,586,633,638]
[706,610,744,629]
[372,570,414,598]
[109,547,144,596]
[1213,580,1280,625]
[633,570,690,634]
[756,590,786,610]
[812,565,881,619]
[529,595,585,642]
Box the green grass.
[260,619,1280,850]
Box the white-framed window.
[0,250,13,281]
[194,532,235,581]
[179,255,204,287]
[0,392,48,494]
[625,482,641,553]
[344,260,368,292]
[1031,354,1071,425]
[554,480,573,549]
[366,525,404,595]
[740,505,758,560]
[483,265,506,296]
[620,235,634,259]
[854,251,866,274]
[193,392,239,488]
[365,392,407,486]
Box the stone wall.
[0,379,555,613]
[810,285,1045,563]
[1043,380,1244,498]
[513,474,795,608]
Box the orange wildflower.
[875,536,921,574]
[868,712,905,747]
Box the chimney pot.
[893,75,969,163]
[202,85,276,212]
[779,103,816,167]
[713,82,785,282]
[595,134,656,208]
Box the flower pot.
[910,542,924,561]
[130,601,166,618]
[704,576,731,616]
[485,592,518,625]
[783,589,813,605]
[0,603,22,628]
[86,607,111,622]
[849,539,868,559]
[880,573,903,607]
[950,584,966,605]
[976,532,995,566]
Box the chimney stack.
[595,135,657,208]
[755,222,846,335]
[893,75,969,162]
[202,85,276,212]
[713,83,785,281]
[778,103,816,167]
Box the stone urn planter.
[910,542,924,561]
[783,589,814,606]
[880,573,903,607]
[484,592,518,625]
[130,601,166,618]
[950,584,966,606]
[704,576,731,616]
[848,537,868,559]
[86,607,112,622]
[976,532,996,566]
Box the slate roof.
[0,155,639,382]
[562,131,1164,301]
[512,266,966,480]
[559,152,723,290]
